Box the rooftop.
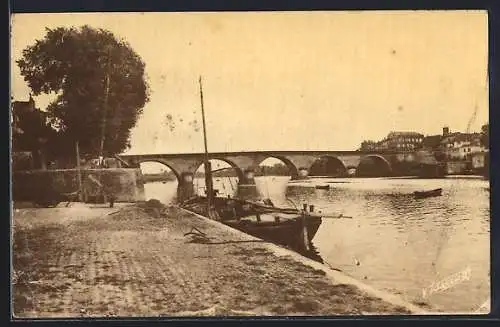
[441,132,481,144]
[421,135,442,148]
[387,131,424,138]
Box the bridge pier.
[239,169,256,186]
[236,169,259,200]
[177,172,195,202]
[293,167,310,180]
[347,167,357,177]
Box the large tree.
[17,25,150,159]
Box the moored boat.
[184,77,323,253]
[413,188,442,199]
[315,184,330,190]
[224,213,322,252]
[182,196,322,252]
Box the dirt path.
[13,203,412,317]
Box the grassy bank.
[12,202,411,317]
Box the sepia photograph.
[10,11,489,317]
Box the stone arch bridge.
[119,150,424,200]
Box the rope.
[184,227,207,237]
[285,197,298,210]
[264,176,270,199]
[228,175,236,194]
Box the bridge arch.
[138,160,181,182]
[138,160,181,203]
[193,158,243,197]
[357,155,392,177]
[204,158,245,180]
[255,156,299,178]
[309,155,348,177]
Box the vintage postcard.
[10,11,489,317]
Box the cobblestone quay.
[12,201,423,317]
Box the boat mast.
[198,76,214,213]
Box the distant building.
[11,95,52,169]
[378,131,424,152]
[11,94,50,141]
[419,127,452,162]
[359,131,424,152]
[440,130,484,160]
[11,95,37,137]
[359,126,486,163]
[442,126,450,136]
[421,134,443,150]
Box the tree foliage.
[17,25,150,158]
[359,140,377,152]
[481,123,489,148]
[254,163,290,176]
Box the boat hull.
[413,188,442,199]
[223,216,322,251]
[182,196,323,252]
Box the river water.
[143,176,490,313]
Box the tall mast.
[198,76,214,213]
[199,76,209,161]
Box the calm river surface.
[143,176,490,313]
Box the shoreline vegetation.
[12,201,416,317]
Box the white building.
[440,132,485,160]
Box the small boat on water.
[413,188,443,199]
[315,184,330,190]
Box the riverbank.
[12,201,423,317]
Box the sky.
[11,11,489,155]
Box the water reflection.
[143,181,178,203]
[143,176,489,313]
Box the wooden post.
[75,141,83,202]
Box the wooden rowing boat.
[413,188,442,199]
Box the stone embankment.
[12,201,425,317]
[12,168,145,203]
